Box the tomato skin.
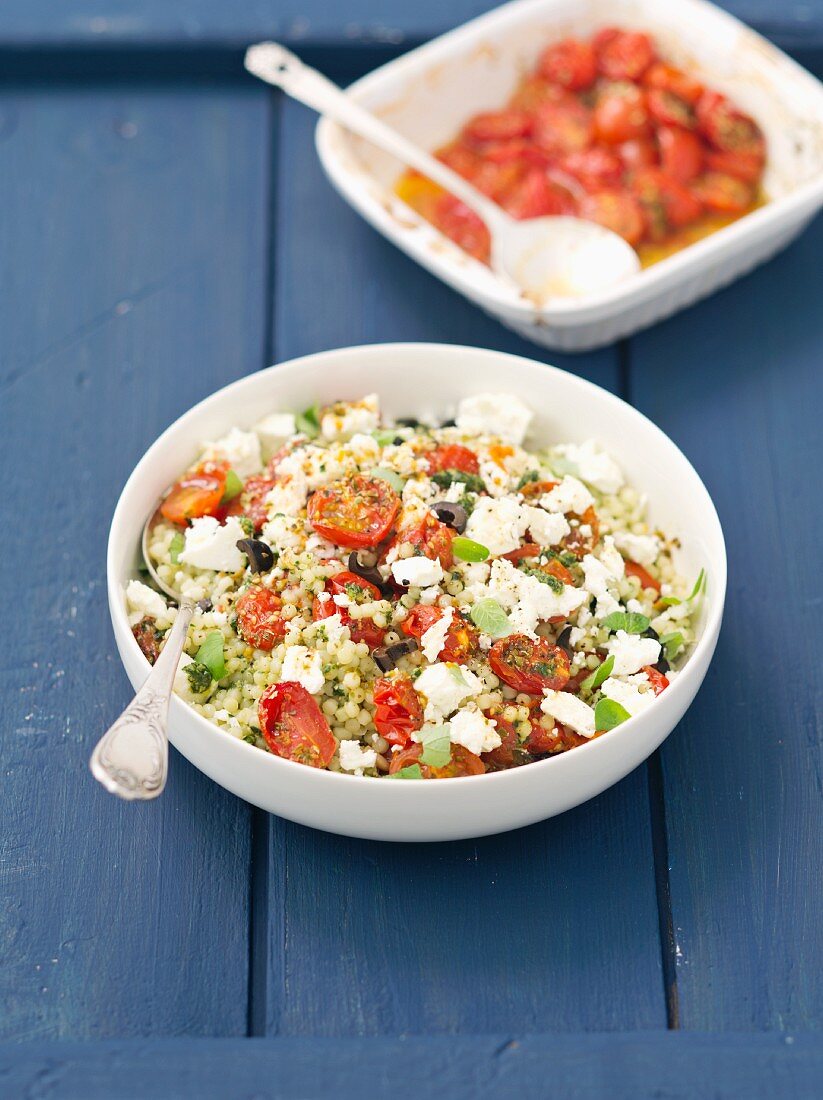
[704,148,763,184]
[690,172,753,213]
[594,84,651,144]
[647,88,696,130]
[510,74,568,112]
[489,635,571,695]
[596,30,656,81]
[527,719,588,755]
[313,571,386,649]
[578,190,645,246]
[258,682,336,768]
[308,474,400,550]
[389,742,485,778]
[538,38,597,91]
[618,138,658,170]
[501,168,576,220]
[391,512,456,569]
[160,460,229,526]
[372,675,424,748]
[518,478,558,500]
[643,62,703,106]
[431,194,490,263]
[560,147,624,191]
[236,587,287,651]
[481,708,531,770]
[426,444,479,476]
[561,505,601,559]
[401,605,479,664]
[132,618,162,664]
[696,91,765,157]
[624,559,660,593]
[632,168,703,235]
[658,127,703,184]
[533,99,593,156]
[237,474,276,532]
[464,109,533,144]
[642,665,670,695]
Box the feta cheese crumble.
[416,663,483,722]
[614,531,660,568]
[553,440,624,495]
[420,607,454,662]
[600,674,656,716]
[449,708,502,755]
[456,393,532,444]
[606,630,662,676]
[201,427,262,478]
[280,646,325,695]
[540,691,596,738]
[541,475,595,516]
[391,556,444,589]
[126,580,169,627]
[338,739,377,774]
[179,516,246,573]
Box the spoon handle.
[245,42,507,232]
[90,601,195,800]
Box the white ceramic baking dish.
[316,0,823,351]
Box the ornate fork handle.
[90,601,195,800]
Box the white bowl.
[316,0,823,352]
[108,344,726,841]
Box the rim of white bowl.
[107,342,727,792]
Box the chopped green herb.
[431,469,486,494]
[389,764,424,780]
[581,655,615,693]
[370,466,405,493]
[169,531,184,564]
[452,536,490,562]
[594,697,631,732]
[419,724,452,768]
[221,469,243,503]
[371,429,400,446]
[469,598,512,638]
[660,632,684,660]
[448,665,469,688]
[601,611,650,635]
[196,631,226,681]
[295,403,321,438]
[659,567,706,607]
[184,660,213,695]
[520,565,564,593]
[516,470,540,490]
[238,516,255,538]
[242,732,257,745]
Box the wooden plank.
[0,83,271,1038]
[1,1033,821,1098]
[257,93,666,1038]
[628,216,823,1029]
[0,1,821,49]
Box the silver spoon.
[89,511,193,800]
[244,43,640,301]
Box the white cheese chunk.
[553,440,624,495]
[260,513,304,551]
[464,496,526,557]
[485,558,587,637]
[420,607,454,662]
[201,427,262,478]
[449,708,501,755]
[254,412,297,450]
[456,393,532,444]
[338,739,377,775]
[126,580,169,626]
[416,663,483,722]
[540,690,596,738]
[179,516,246,573]
[265,468,309,515]
[280,645,324,695]
[614,531,660,568]
[391,556,444,588]
[606,630,661,676]
[541,475,595,516]
[520,505,571,547]
[600,673,656,716]
[321,394,379,440]
[581,553,621,620]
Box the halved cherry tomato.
[594,84,650,144]
[401,605,479,664]
[696,91,765,157]
[489,635,571,695]
[431,194,491,262]
[502,543,542,563]
[258,682,336,768]
[236,474,276,532]
[642,665,670,695]
[464,110,533,144]
[624,559,661,593]
[647,88,696,130]
[618,138,658,170]
[704,148,764,184]
[481,140,551,167]
[313,571,386,649]
[480,707,531,770]
[578,190,645,245]
[132,618,162,664]
[389,742,485,778]
[632,168,702,236]
[160,460,229,526]
[437,142,483,181]
[372,675,424,748]
[471,158,526,202]
[538,38,597,91]
[658,127,703,184]
[527,719,588,755]
[533,99,593,155]
[560,147,624,191]
[500,168,576,220]
[391,512,455,569]
[643,62,703,106]
[236,587,288,651]
[561,506,601,559]
[596,30,655,81]
[519,478,558,500]
[690,171,753,213]
[307,474,400,550]
[510,75,567,112]
[426,444,479,475]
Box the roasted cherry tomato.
[647,88,696,130]
[501,169,576,220]
[237,474,276,532]
[258,682,336,768]
[642,665,670,695]
[401,605,479,664]
[132,618,162,664]
[431,194,491,263]
[617,138,658,170]
[527,718,588,755]
[642,62,703,106]
[372,675,424,748]
[624,559,660,593]
[426,444,479,475]
[538,38,597,91]
[391,512,456,569]
[481,140,550,167]
[312,571,386,649]
[560,147,624,191]
[235,587,288,651]
[389,742,485,778]
[561,506,601,559]
[696,91,765,158]
[690,171,753,213]
[578,190,645,245]
[510,75,567,112]
[481,708,530,771]
[489,635,571,695]
[594,84,650,144]
[533,99,593,155]
[160,460,229,526]
[658,126,703,184]
[595,29,655,81]
[463,109,533,144]
[518,478,558,500]
[632,168,703,236]
[307,474,400,550]
[704,148,764,184]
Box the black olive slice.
[555,625,574,657]
[372,638,419,672]
[654,657,671,674]
[236,538,275,574]
[196,598,213,613]
[347,551,390,594]
[431,501,468,533]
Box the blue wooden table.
[1,3,821,1096]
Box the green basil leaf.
[469,598,512,638]
[169,531,184,564]
[196,631,226,681]
[372,429,400,446]
[660,568,706,607]
[370,466,405,493]
[594,697,631,732]
[295,403,321,438]
[581,654,615,694]
[452,536,490,562]
[600,611,650,635]
[389,764,424,780]
[660,632,684,660]
[221,469,243,503]
[419,724,452,768]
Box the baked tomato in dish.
[307,474,400,550]
[401,605,479,664]
[258,682,336,768]
[235,587,288,651]
[390,512,455,569]
[489,635,571,695]
[312,571,386,649]
[426,444,479,475]
[389,742,485,778]
[595,29,656,82]
[538,38,597,91]
[372,675,424,747]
